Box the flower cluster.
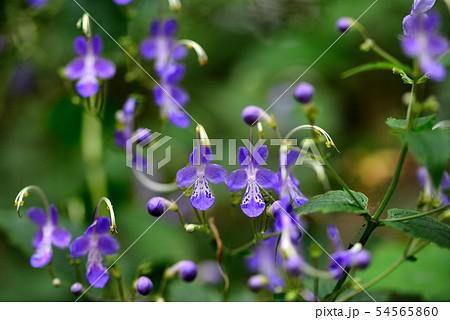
[65,35,116,97]
[401,0,449,81]
[140,19,190,128]
[417,166,450,206]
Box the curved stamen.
[14,185,51,218]
[168,0,182,11]
[174,40,208,66]
[284,124,340,153]
[92,197,118,234]
[133,170,178,193]
[196,124,211,148]
[77,13,91,38]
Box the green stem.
[381,204,450,222]
[81,112,107,207]
[175,208,186,226]
[116,277,126,302]
[230,232,278,256]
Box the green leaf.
[384,209,450,249]
[401,129,450,188]
[386,114,436,133]
[342,61,411,79]
[295,190,369,215]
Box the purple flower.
[136,276,153,295]
[226,145,278,217]
[153,80,191,128]
[294,82,315,104]
[70,283,83,296]
[276,150,308,207]
[147,197,176,217]
[65,34,116,97]
[115,97,137,148]
[247,274,269,292]
[140,19,187,76]
[70,217,119,288]
[176,146,227,211]
[27,205,71,268]
[327,225,371,279]
[113,0,133,5]
[27,0,48,8]
[417,167,450,206]
[241,105,272,126]
[401,1,448,81]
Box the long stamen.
[93,197,118,233]
[14,185,51,218]
[174,40,208,66]
[77,13,91,38]
[284,124,340,153]
[168,0,182,11]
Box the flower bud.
[241,105,271,126]
[136,276,153,296]
[336,17,353,33]
[179,260,197,282]
[52,278,61,287]
[70,282,83,296]
[294,82,315,104]
[147,197,176,217]
[247,274,268,292]
[135,128,152,145]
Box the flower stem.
[81,111,107,208]
[116,277,126,302]
[230,232,279,256]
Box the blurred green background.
[0,0,449,301]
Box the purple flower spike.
[65,34,116,97]
[153,82,191,128]
[27,205,71,268]
[226,145,277,217]
[401,2,448,81]
[70,217,119,288]
[176,146,227,211]
[294,82,315,104]
[136,276,153,296]
[336,17,353,33]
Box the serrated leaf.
[386,114,436,133]
[342,61,411,79]
[384,209,450,249]
[295,190,369,215]
[401,129,450,188]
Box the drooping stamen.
[92,197,118,234]
[196,124,211,148]
[284,125,340,153]
[174,40,208,66]
[168,0,182,11]
[14,185,51,218]
[77,13,91,38]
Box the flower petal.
[70,235,90,258]
[50,204,58,225]
[65,58,85,80]
[226,168,248,192]
[153,86,164,106]
[140,39,157,60]
[164,19,178,37]
[98,235,119,255]
[167,106,190,128]
[241,181,265,218]
[286,150,300,168]
[176,166,198,188]
[91,34,102,55]
[288,180,309,207]
[172,45,188,60]
[255,168,278,190]
[74,36,88,56]
[150,20,160,36]
[237,147,249,168]
[94,58,116,79]
[30,242,52,268]
[205,164,227,184]
[420,58,446,81]
[190,178,215,211]
[91,217,111,234]
[76,76,99,97]
[428,34,449,55]
[414,0,436,15]
[28,207,47,226]
[52,227,71,248]
[171,85,189,106]
[32,229,43,248]
[189,146,213,165]
[86,250,109,288]
[401,36,419,57]
[160,64,185,83]
[252,145,268,168]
